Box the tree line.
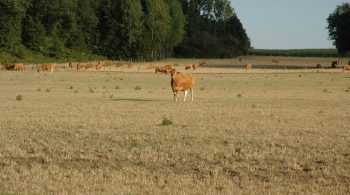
[0,0,250,61]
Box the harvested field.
[0,59,350,194]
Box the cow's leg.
[174,91,178,102]
[190,87,194,101]
[183,90,188,102]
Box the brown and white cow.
[164,64,174,74]
[199,60,209,66]
[343,65,350,72]
[68,62,74,68]
[147,64,156,69]
[76,63,84,71]
[127,63,133,69]
[85,63,94,70]
[316,64,323,69]
[331,61,339,68]
[96,62,102,70]
[38,64,55,73]
[192,64,199,70]
[116,62,123,69]
[14,63,24,71]
[185,64,192,70]
[245,64,253,69]
[155,66,165,73]
[170,68,195,102]
[2,63,15,70]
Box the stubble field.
[0,60,350,194]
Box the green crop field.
[0,61,350,194]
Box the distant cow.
[68,62,74,68]
[331,61,339,68]
[199,60,209,66]
[104,60,113,67]
[316,64,323,69]
[147,64,156,69]
[14,63,24,71]
[85,64,94,70]
[245,64,253,69]
[127,63,133,69]
[38,64,55,73]
[185,64,192,70]
[116,62,123,69]
[96,63,102,70]
[192,64,199,70]
[343,65,350,72]
[170,68,195,102]
[155,66,165,73]
[2,63,15,70]
[272,59,279,64]
[76,64,84,71]
[164,64,174,74]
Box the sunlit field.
[0,59,350,194]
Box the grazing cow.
[164,64,174,74]
[76,63,84,71]
[155,66,165,73]
[68,62,74,68]
[170,68,195,102]
[245,64,253,69]
[104,60,113,67]
[85,63,94,70]
[185,64,192,70]
[14,63,24,71]
[199,60,209,66]
[127,63,133,69]
[343,65,350,72]
[2,63,15,70]
[316,64,323,69]
[192,64,200,70]
[331,61,339,68]
[148,64,156,69]
[116,62,123,68]
[272,59,279,64]
[96,63,102,70]
[38,64,55,73]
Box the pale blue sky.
[230,0,347,49]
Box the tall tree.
[175,0,249,58]
[97,0,122,59]
[120,0,144,58]
[327,3,350,55]
[142,0,171,60]
[0,0,28,49]
[164,0,186,57]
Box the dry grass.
[0,59,350,194]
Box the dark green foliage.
[161,117,173,126]
[0,0,250,61]
[327,3,350,55]
[175,0,250,58]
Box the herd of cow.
[2,59,349,102]
[244,60,350,71]
[1,60,208,102]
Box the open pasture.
[0,65,350,194]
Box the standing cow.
[170,68,195,102]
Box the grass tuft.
[161,117,173,126]
[134,85,141,90]
[16,95,23,101]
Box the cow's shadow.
[111,98,167,102]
